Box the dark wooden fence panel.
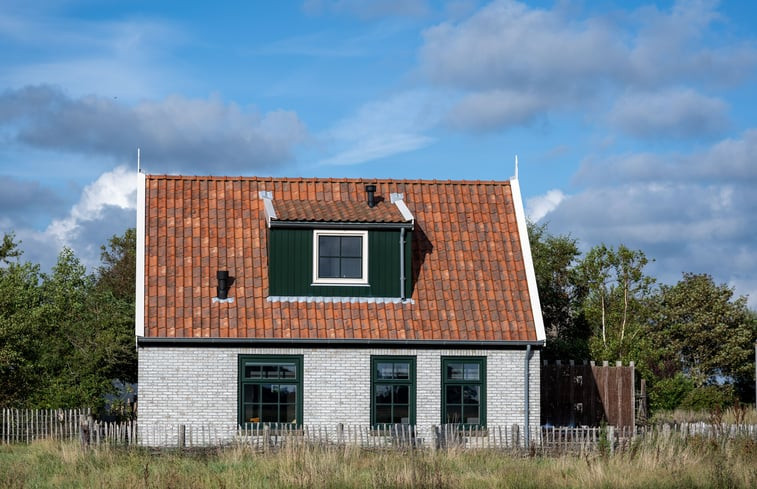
[541,361,636,428]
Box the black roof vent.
[365,184,377,208]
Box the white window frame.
[312,230,369,285]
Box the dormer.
[261,185,415,300]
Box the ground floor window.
[238,355,303,426]
[441,357,486,426]
[371,356,416,426]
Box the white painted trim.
[312,229,369,285]
[259,190,276,227]
[393,199,415,224]
[509,178,546,342]
[135,172,146,338]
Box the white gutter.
[510,178,546,342]
[135,171,146,339]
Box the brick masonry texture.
[138,346,541,437]
[143,176,537,341]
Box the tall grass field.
[1,433,755,489]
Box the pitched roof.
[273,199,408,223]
[141,175,542,343]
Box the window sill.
[310,282,370,287]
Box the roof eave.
[269,220,413,230]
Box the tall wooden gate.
[541,361,636,428]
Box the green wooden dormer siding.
[268,228,412,298]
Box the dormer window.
[312,230,368,285]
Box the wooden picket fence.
[1,408,92,444]
[3,408,757,454]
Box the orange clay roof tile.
[143,175,537,342]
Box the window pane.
[445,405,462,424]
[243,385,258,403]
[375,385,392,404]
[376,363,394,379]
[340,236,362,257]
[375,405,392,424]
[464,363,480,381]
[244,405,260,423]
[318,257,339,278]
[394,363,409,379]
[245,364,262,378]
[446,385,462,404]
[280,364,296,379]
[261,404,278,422]
[463,385,480,404]
[262,365,278,379]
[280,385,297,403]
[281,404,297,424]
[340,257,362,278]
[447,363,464,380]
[319,236,340,256]
[261,384,278,403]
[463,405,480,424]
[394,385,409,404]
[394,405,409,424]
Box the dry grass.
[1,433,755,489]
[650,406,757,425]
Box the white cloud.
[45,166,136,246]
[418,0,757,132]
[609,89,729,139]
[318,90,446,166]
[542,130,757,308]
[526,189,565,222]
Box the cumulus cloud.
[576,129,757,184]
[418,0,756,133]
[3,166,138,271]
[609,89,729,139]
[526,189,565,222]
[0,85,308,173]
[536,130,757,307]
[45,166,136,246]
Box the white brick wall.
[138,346,540,435]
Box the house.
[135,174,545,443]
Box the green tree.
[0,234,44,406]
[97,228,136,302]
[649,273,756,389]
[0,232,23,264]
[576,244,655,362]
[528,222,590,359]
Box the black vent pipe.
[365,184,377,208]
[217,270,230,299]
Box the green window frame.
[441,357,486,427]
[371,356,416,427]
[238,355,303,427]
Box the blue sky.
[1,0,756,306]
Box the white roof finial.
[514,154,519,180]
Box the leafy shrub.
[679,384,736,411]
[649,373,694,411]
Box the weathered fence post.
[512,424,520,449]
[178,424,186,449]
[79,415,91,449]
